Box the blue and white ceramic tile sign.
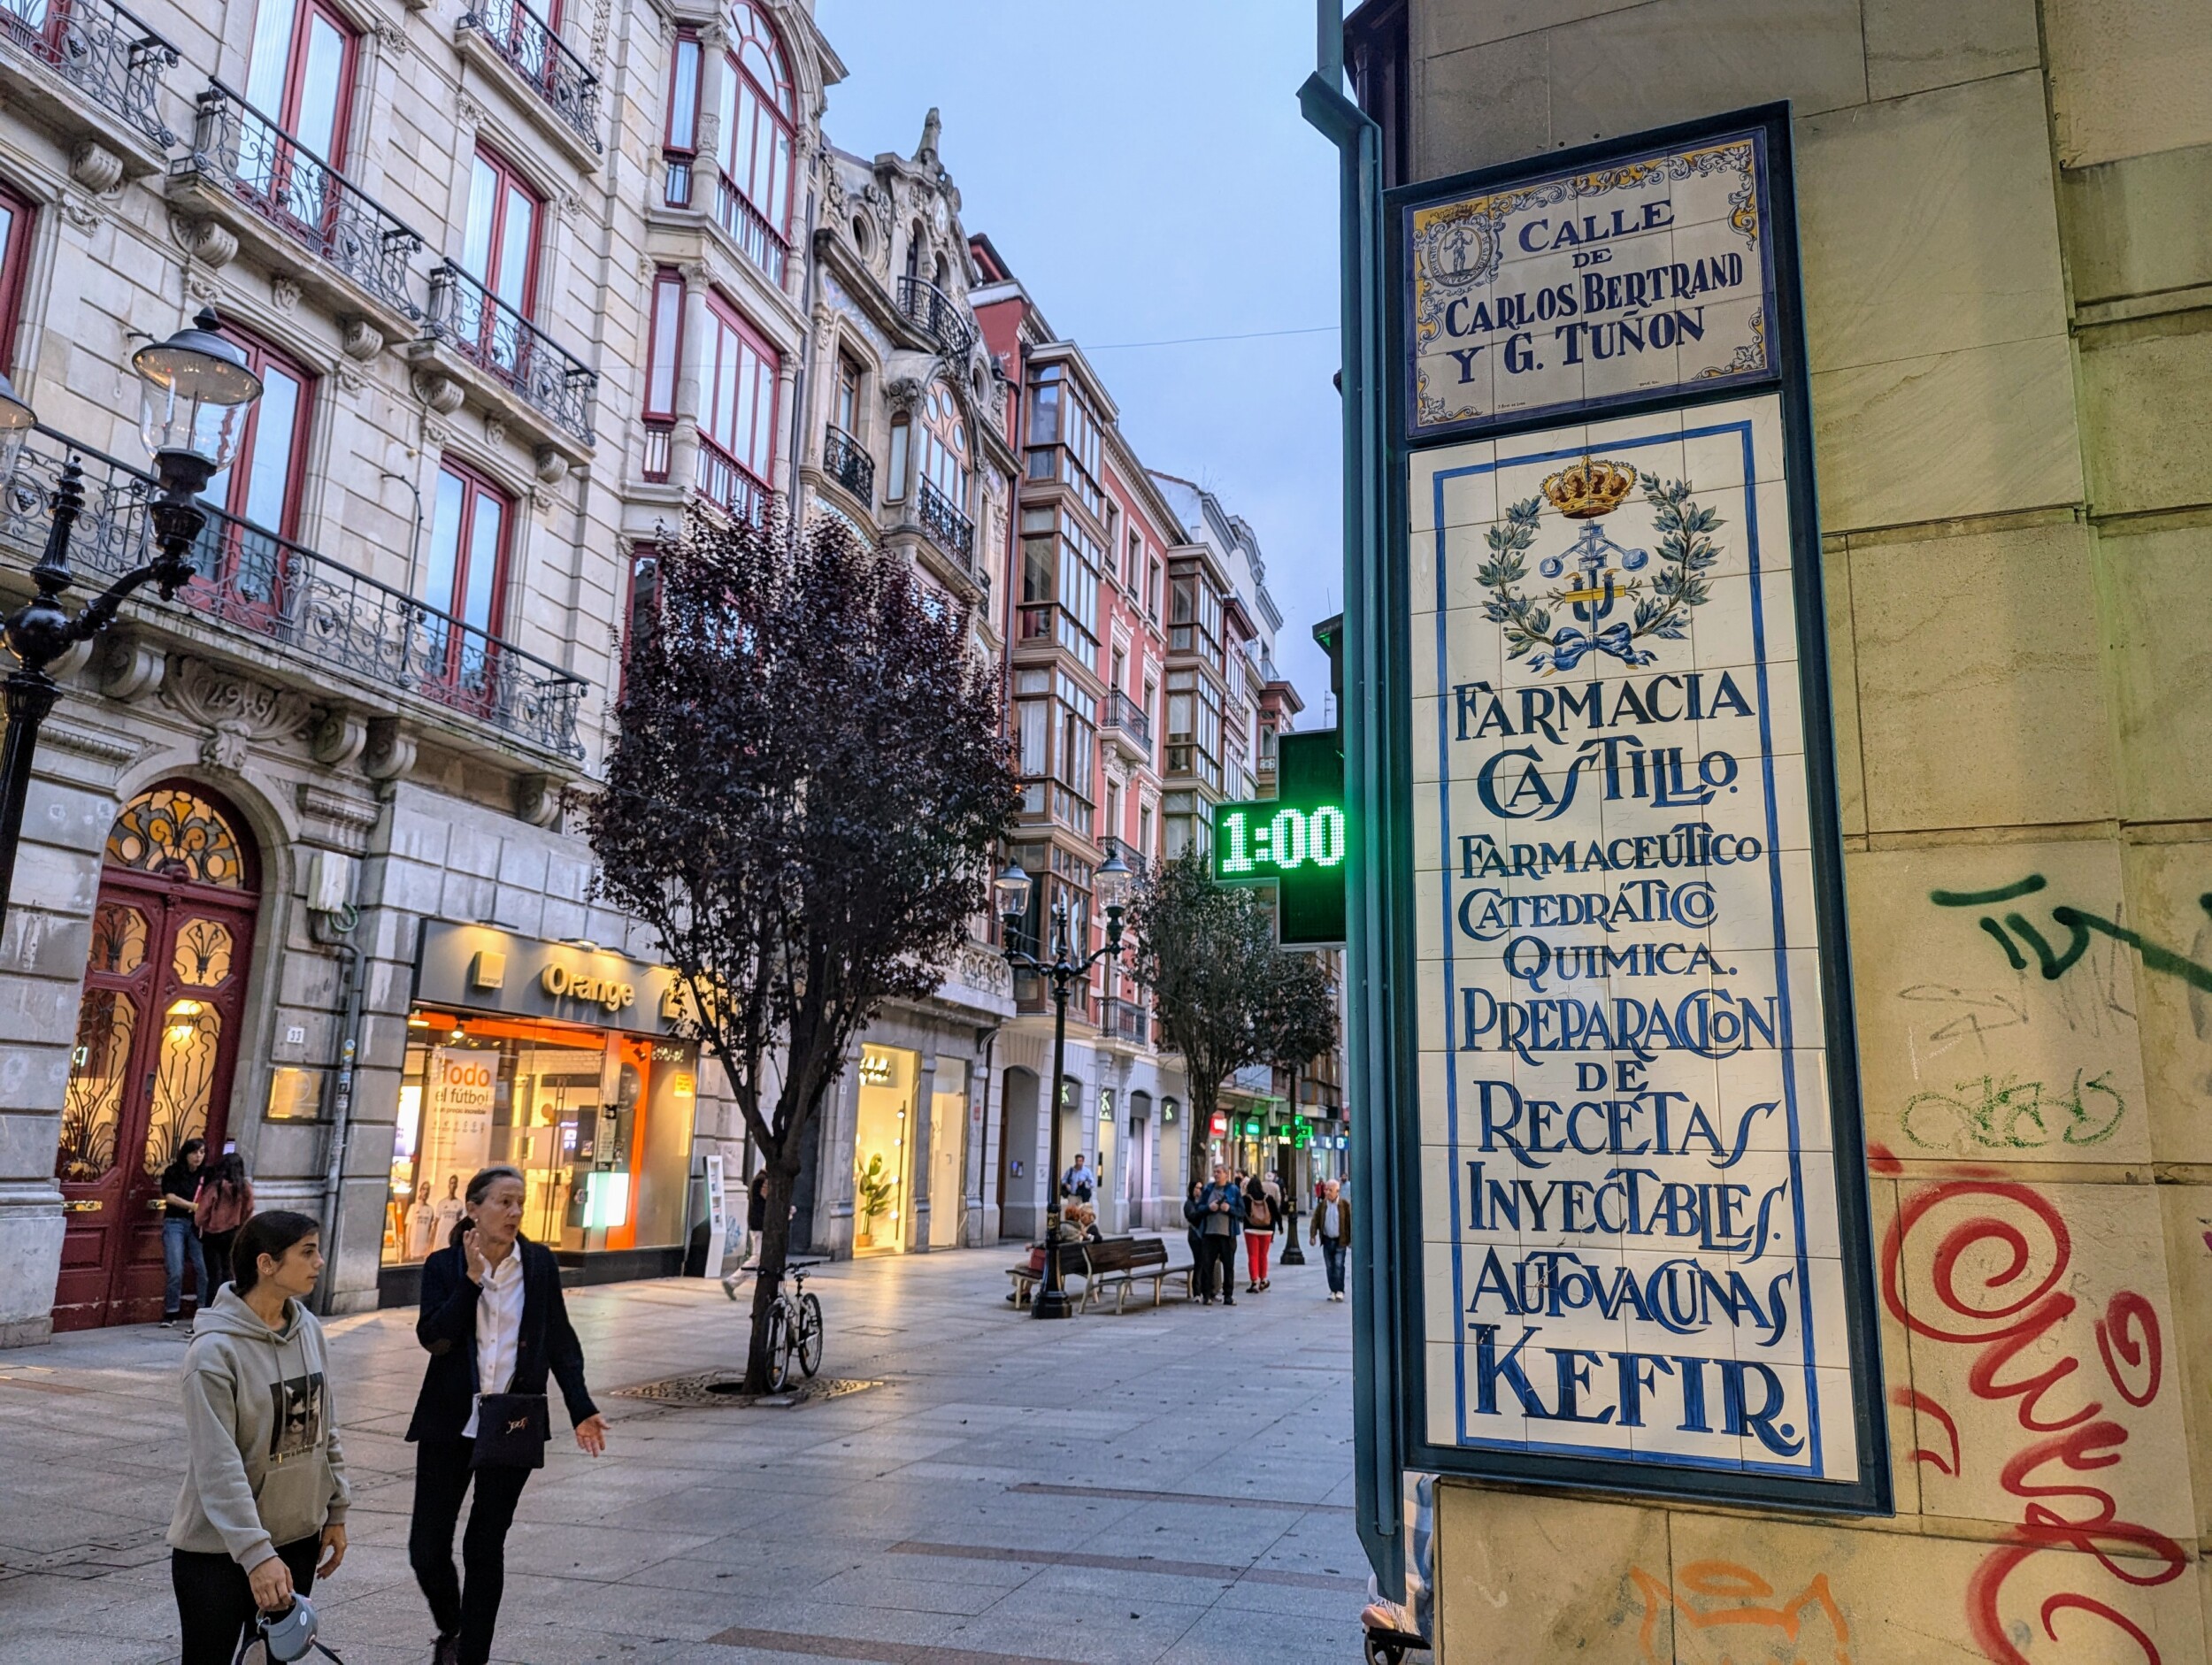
[1406,127,1777,441]
[1388,108,1888,1515]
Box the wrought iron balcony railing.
[1104,688,1152,753]
[918,476,974,571]
[823,425,872,503]
[1099,834,1149,882]
[661,152,692,209]
[641,418,672,482]
[423,260,596,444]
[178,83,424,319]
[895,276,974,360]
[0,427,587,757]
[714,172,787,284]
[0,0,178,143]
[459,0,600,154]
[695,436,770,527]
[1101,996,1149,1047]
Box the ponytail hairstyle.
[233,1210,319,1294]
[449,1164,527,1251]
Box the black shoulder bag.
[472,1392,549,1470]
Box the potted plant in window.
[854,1152,896,1248]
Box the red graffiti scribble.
[1882,1180,2185,1665]
[1867,1140,1902,1176]
[2095,1293,2162,1408]
[1890,1385,1961,1476]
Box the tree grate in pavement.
[611,1370,887,1408]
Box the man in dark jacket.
[1183,1163,1247,1306]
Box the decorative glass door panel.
[53,787,257,1331]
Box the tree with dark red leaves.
[588,512,1018,1392]
[1127,848,1340,1186]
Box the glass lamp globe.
[0,368,36,472]
[994,860,1033,927]
[1094,851,1133,914]
[133,308,262,481]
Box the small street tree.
[1128,848,1340,1184]
[588,512,1018,1392]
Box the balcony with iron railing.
[0,0,178,149]
[823,425,872,504]
[714,172,787,285]
[1099,995,1149,1047]
[916,477,976,572]
[896,276,974,360]
[422,260,596,445]
[458,0,600,160]
[172,82,425,325]
[1102,689,1152,761]
[3,426,587,758]
[695,435,771,527]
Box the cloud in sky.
[813,0,1346,716]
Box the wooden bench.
[1004,1239,1100,1308]
[1082,1234,1195,1313]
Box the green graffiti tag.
[1901,1070,2127,1152]
[1931,877,2212,994]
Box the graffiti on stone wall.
[1880,1179,2185,1664]
[1629,1560,1851,1665]
[1934,876,2212,996]
[1899,1070,2126,1154]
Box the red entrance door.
[53,785,258,1331]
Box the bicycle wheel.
[764,1303,792,1393]
[795,1292,824,1377]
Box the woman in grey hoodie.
[168,1209,349,1665]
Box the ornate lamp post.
[0,308,262,937]
[996,848,1132,1319]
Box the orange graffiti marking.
[1631,1560,1852,1665]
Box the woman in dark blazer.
[406,1165,607,1665]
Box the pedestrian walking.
[1060,1154,1094,1203]
[168,1209,349,1665]
[1241,1172,1278,1293]
[158,1136,209,1326]
[1311,1178,1351,1301]
[1184,1163,1246,1305]
[194,1150,255,1295]
[1184,1178,1205,1273]
[407,1164,608,1665]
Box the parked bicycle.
[722,1256,825,1392]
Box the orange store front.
[379,922,703,1304]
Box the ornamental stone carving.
[91,633,165,701]
[412,370,465,415]
[168,213,238,268]
[533,446,569,487]
[272,278,303,313]
[310,707,368,768]
[514,772,565,828]
[362,717,416,782]
[158,657,314,772]
[67,142,123,195]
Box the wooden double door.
[52,867,258,1330]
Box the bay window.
[1012,667,1097,832]
[714,1,795,276]
[697,293,780,519]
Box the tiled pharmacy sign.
[1404,127,1778,441]
[1386,108,1887,1515]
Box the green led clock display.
[1217,803,1348,877]
[1209,730,1348,948]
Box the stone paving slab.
[0,1247,1366,1663]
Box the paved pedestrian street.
[0,1247,1365,1664]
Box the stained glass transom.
[106,788,248,887]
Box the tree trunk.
[1187,1069,1219,1190]
[742,1158,798,1393]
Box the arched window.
[718,2,795,253]
[105,786,252,888]
[904,220,924,285]
[918,383,967,507]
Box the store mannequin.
[407,1191,436,1259]
[429,1174,465,1247]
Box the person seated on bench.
[1054,1202,1102,1244]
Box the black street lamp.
[996,848,1132,1319]
[0,309,262,939]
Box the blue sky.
[812,0,1345,717]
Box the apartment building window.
[1125,529,1142,594]
[1145,556,1161,622]
[718,2,795,254]
[918,383,968,508]
[1110,648,1125,696]
[1012,667,1096,832]
[700,292,779,490]
[0,184,36,378]
[457,145,543,386]
[1018,506,1100,655]
[1169,564,1223,665]
[1138,802,1155,863]
[834,356,860,435]
[424,461,514,703]
[1104,781,1121,847]
[1165,666,1223,791]
[662,29,702,206]
[244,0,357,164]
[1025,364,1104,522]
[188,328,313,615]
[642,268,683,420]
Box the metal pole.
[1033,935,1074,1319]
[0,667,59,941]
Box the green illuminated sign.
[1210,729,1347,948]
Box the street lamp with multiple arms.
[0,308,263,939]
[995,848,1132,1319]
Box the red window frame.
[0,182,36,380]
[699,289,780,487]
[664,28,702,153]
[249,0,360,167]
[466,142,543,321]
[720,1,795,241]
[642,267,685,421]
[210,326,316,541]
[428,458,515,641]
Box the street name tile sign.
[1384,106,1889,1515]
